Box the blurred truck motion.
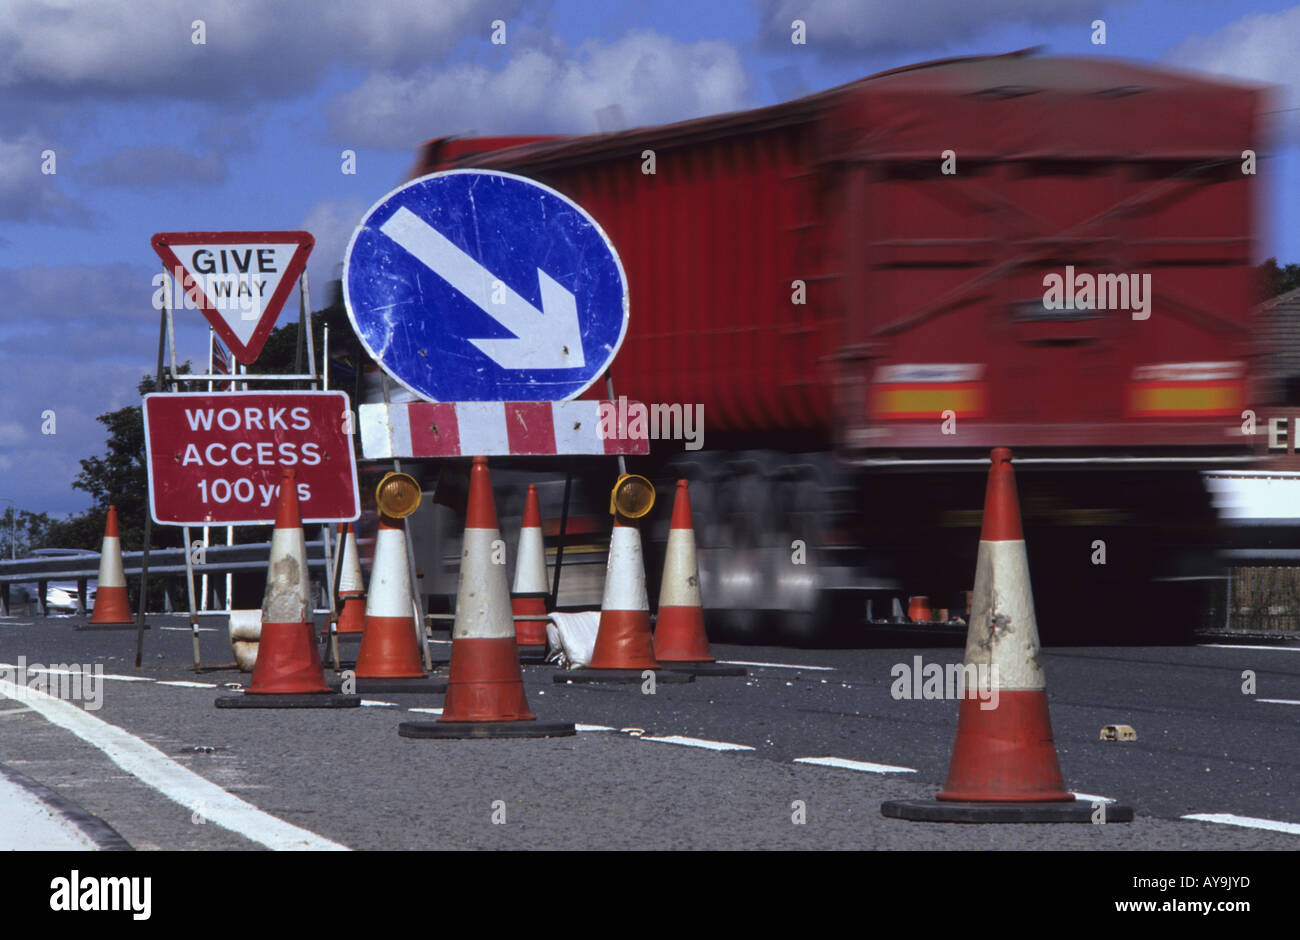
[350,50,1269,644]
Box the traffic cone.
[653,481,745,676]
[556,507,692,685]
[216,469,357,709]
[335,523,366,635]
[349,513,445,693]
[907,596,932,623]
[87,506,133,625]
[511,485,550,658]
[882,449,1132,822]
[399,457,573,738]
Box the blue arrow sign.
[343,170,629,402]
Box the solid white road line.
[0,771,99,851]
[1182,813,1300,836]
[717,659,834,671]
[1200,644,1300,653]
[1258,698,1300,706]
[0,677,348,851]
[642,735,755,752]
[793,756,916,774]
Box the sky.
[1,0,1299,520]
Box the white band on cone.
[96,536,125,588]
[513,525,549,595]
[263,526,310,623]
[658,528,700,607]
[339,529,365,594]
[602,525,648,612]
[453,527,514,639]
[963,539,1044,691]
[366,526,414,619]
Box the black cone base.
[658,661,748,677]
[881,799,1134,823]
[552,668,694,685]
[327,677,447,694]
[215,692,360,709]
[398,720,576,739]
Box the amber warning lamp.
[376,471,422,519]
[609,473,655,520]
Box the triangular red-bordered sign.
[151,231,314,364]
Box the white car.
[11,548,99,614]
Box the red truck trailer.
[395,50,1266,643]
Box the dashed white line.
[1182,813,1300,836]
[1200,644,1300,653]
[159,626,218,633]
[156,681,217,689]
[642,735,755,752]
[793,756,916,774]
[1258,698,1300,706]
[1072,792,1116,803]
[407,707,443,715]
[716,660,834,671]
[99,674,154,682]
[0,677,347,851]
[360,700,398,708]
[575,723,615,732]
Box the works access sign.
[142,391,359,526]
[151,231,314,364]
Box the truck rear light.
[871,364,987,420]
[1126,362,1245,417]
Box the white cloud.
[298,196,372,294]
[754,0,1133,56]
[87,145,226,188]
[0,132,86,222]
[0,0,531,101]
[327,31,752,148]
[1165,6,1299,112]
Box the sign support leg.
[320,522,340,672]
[136,292,168,668]
[550,472,572,609]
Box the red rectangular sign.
[143,391,360,526]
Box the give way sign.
[151,231,314,364]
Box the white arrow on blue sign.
[343,170,630,402]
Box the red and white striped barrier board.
[358,401,650,458]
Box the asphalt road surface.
[0,613,1296,851]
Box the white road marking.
[1200,644,1300,653]
[1182,813,1300,835]
[575,723,615,732]
[157,681,217,689]
[717,659,834,671]
[0,706,34,718]
[0,677,348,851]
[1258,698,1300,706]
[793,756,916,774]
[1072,792,1116,803]
[360,700,398,707]
[159,626,219,633]
[99,674,155,682]
[407,707,443,715]
[642,735,755,752]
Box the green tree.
[0,507,52,560]
[1257,257,1300,301]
